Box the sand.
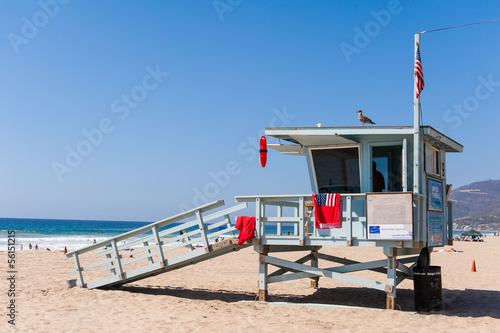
[2,237,499,332]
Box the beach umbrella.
[461,230,483,237]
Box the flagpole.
[413,33,421,194]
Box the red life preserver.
[259,136,267,168]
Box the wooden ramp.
[66,200,249,289]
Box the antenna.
[420,18,500,34]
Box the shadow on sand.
[117,285,499,318]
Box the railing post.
[255,198,262,239]
[72,252,85,287]
[447,201,454,245]
[293,204,298,235]
[276,205,283,235]
[299,196,305,245]
[110,239,124,280]
[226,214,236,237]
[345,195,352,245]
[196,210,210,251]
[151,225,166,266]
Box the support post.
[386,250,397,310]
[151,225,166,266]
[110,239,124,280]
[402,138,408,191]
[310,249,319,288]
[72,253,85,287]
[258,246,269,301]
[195,210,210,252]
[447,201,454,245]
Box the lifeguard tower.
[66,33,462,310]
[236,123,462,309]
[234,33,462,309]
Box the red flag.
[415,45,425,98]
[313,193,343,229]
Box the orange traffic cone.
[471,260,476,272]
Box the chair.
[304,202,315,236]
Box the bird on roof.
[356,110,375,126]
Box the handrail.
[66,200,225,257]
[66,200,248,289]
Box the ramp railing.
[66,200,247,289]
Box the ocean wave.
[0,233,235,252]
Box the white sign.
[368,224,413,240]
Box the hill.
[449,179,500,230]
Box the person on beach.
[35,245,38,250]
[20,245,23,251]
[29,243,32,249]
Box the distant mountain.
[449,179,500,230]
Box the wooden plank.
[72,257,114,274]
[268,254,312,278]
[202,202,248,223]
[262,217,300,223]
[396,260,413,276]
[264,256,390,292]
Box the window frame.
[308,144,361,194]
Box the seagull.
[356,110,375,126]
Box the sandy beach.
[2,237,499,332]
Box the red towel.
[313,193,343,229]
[235,216,256,245]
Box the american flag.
[314,193,337,207]
[312,193,342,229]
[414,45,424,98]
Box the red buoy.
[259,136,267,168]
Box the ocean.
[1,217,496,251]
[0,218,153,251]
[0,218,297,251]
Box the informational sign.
[427,176,445,246]
[366,192,413,240]
[428,211,444,246]
[428,177,443,212]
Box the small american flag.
[414,45,424,98]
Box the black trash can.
[413,265,443,311]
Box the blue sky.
[1,0,499,221]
